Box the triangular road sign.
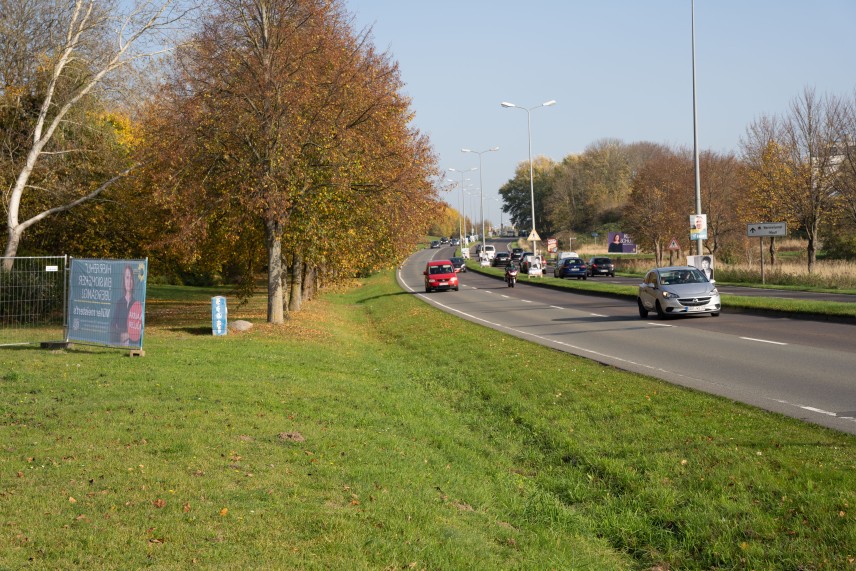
[527,229,541,242]
[668,237,680,251]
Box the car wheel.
[582,275,587,280]
[425,287,431,293]
[655,300,666,319]
[711,311,720,317]
[637,298,648,318]
[455,286,459,291]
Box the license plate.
[687,306,703,312]
[439,281,448,285]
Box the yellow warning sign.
[527,229,541,242]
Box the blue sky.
[345,0,856,224]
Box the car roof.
[651,266,698,273]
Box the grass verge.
[2,272,855,570]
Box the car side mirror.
[423,271,428,276]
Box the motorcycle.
[505,265,518,288]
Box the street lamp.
[448,167,477,244]
[501,99,556,258]
[461,146,499,257]
[691,0,703,256]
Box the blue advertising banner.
[212,296,227,336]
[68,259,148,348]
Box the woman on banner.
[111,264,136,345]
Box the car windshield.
[430,264,453,274]
[451,257,463,265]
[659,269,706,285]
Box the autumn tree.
[746,88,845,272]
[697,150,743,259]
[142,0,439,321]
[623,149,690,265]
[739,117,799,265]
[0,0,190,268]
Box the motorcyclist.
[505,262,518,283]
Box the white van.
[482,245,496,260]
[558,251,578,261]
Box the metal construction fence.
[0,256,67,346]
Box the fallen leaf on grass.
[219,507,229,517]
[183,503,191,513]
[68,497,77,504]
[153,499,166,508]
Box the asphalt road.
[398,243,856,436]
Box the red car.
[424,260,459,292]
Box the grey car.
[637,266,721,318]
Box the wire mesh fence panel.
[0,256,66,346]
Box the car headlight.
[710,287,718,294]
[660,291,679,299]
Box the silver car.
[637,266,721,318]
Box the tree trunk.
[302,264,317,302]
[806,233,817,273]
[2,228,22,270]
[265,219,284,324]
[289,254,303,312]
[768,237,777,267]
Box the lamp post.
[500,99,556,258]
[448,167,477,245]
[691,0,703,256]
[461,147,499,257]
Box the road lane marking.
[771,400,856,423]
[740,337,788,346]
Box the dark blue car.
[553,257,588,280]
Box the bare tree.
[1,0,191,268]
[834,92,856,226]
[780,88,845,271]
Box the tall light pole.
[691,0,703,256]
[501,99,556,258]
[448,167,477,244]
[461,146,499,256]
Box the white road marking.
[772,399,856,423]
[740,337,788,346]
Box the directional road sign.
[747,222,787,237]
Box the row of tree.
[495,88,856,272]
[2,0,442,323]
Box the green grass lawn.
[2,271,855,570]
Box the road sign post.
[747,223,787,284]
